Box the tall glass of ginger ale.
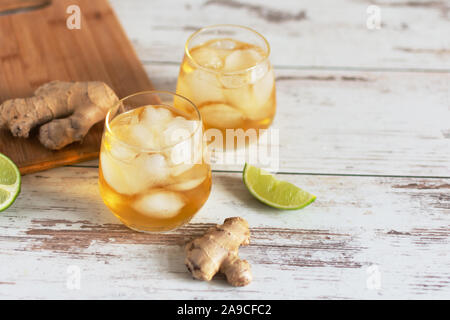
[99,91,211,232]
[176,25,276,137]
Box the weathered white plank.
[109,0,450,69]
[0,167,448,299]
[76,63,449,177]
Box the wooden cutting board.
[0,0,155,174]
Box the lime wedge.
[0,153,21,212]
[243,163,316,210]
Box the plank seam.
[141,60,450,73]
[65,165,450,179]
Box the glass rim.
[185,24,271,76]
[104,90,202,153]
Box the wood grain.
[0,0,154,174]
[0,0,50,13]
[0,166,448,299]
[110,0,450,70]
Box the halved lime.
[0,153,21,212]
[243,163,316,210]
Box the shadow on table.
[215,174,283,215]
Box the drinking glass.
[176,24,276,136]
[99,91,211,232]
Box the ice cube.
[101,150,172,195]
[234,68,275,121]
[133,190,185,218]
[101,151,145,195]
[163,117,197,145]
[137,153,170,184]
[109,123,131,141]
[223,84,254,116]
[227,93,271,121]
[112,112,139,126]
[183,70,225,105]
[208,39,237,50]
[174,163,209,182]
[167,177,206,191]
[104,126,138,161]
[207,39,237,60]
[170,163,194,177]
[169,144,203,176]
[220,73,250,89]
[168,140,193,166]
[129,113,139,125]
[190,47,223,69]
[168,164,209,191]
[200,103,244,128]
[140,106,173,128]
[223,49,264,72]
[253,68,275,108]
[129,123,159,149]
[161,117,200,167]
[223,69,274,121]
[101,151,124,193]
[109,141,137,162]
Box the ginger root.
[185,217,252,287]
[0,80,118,150]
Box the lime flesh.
[0,153,21,212]
[243,164,316,210]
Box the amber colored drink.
[177,25,276,136]
[99,92,211,232]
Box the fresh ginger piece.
[0,81,73,138]
[0,80,118,150]
[185,217,252,287]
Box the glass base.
[116,215,195,234]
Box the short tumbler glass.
[176,24,276,135]
[99,91,211,232]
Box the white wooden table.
[1,0,449,299]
